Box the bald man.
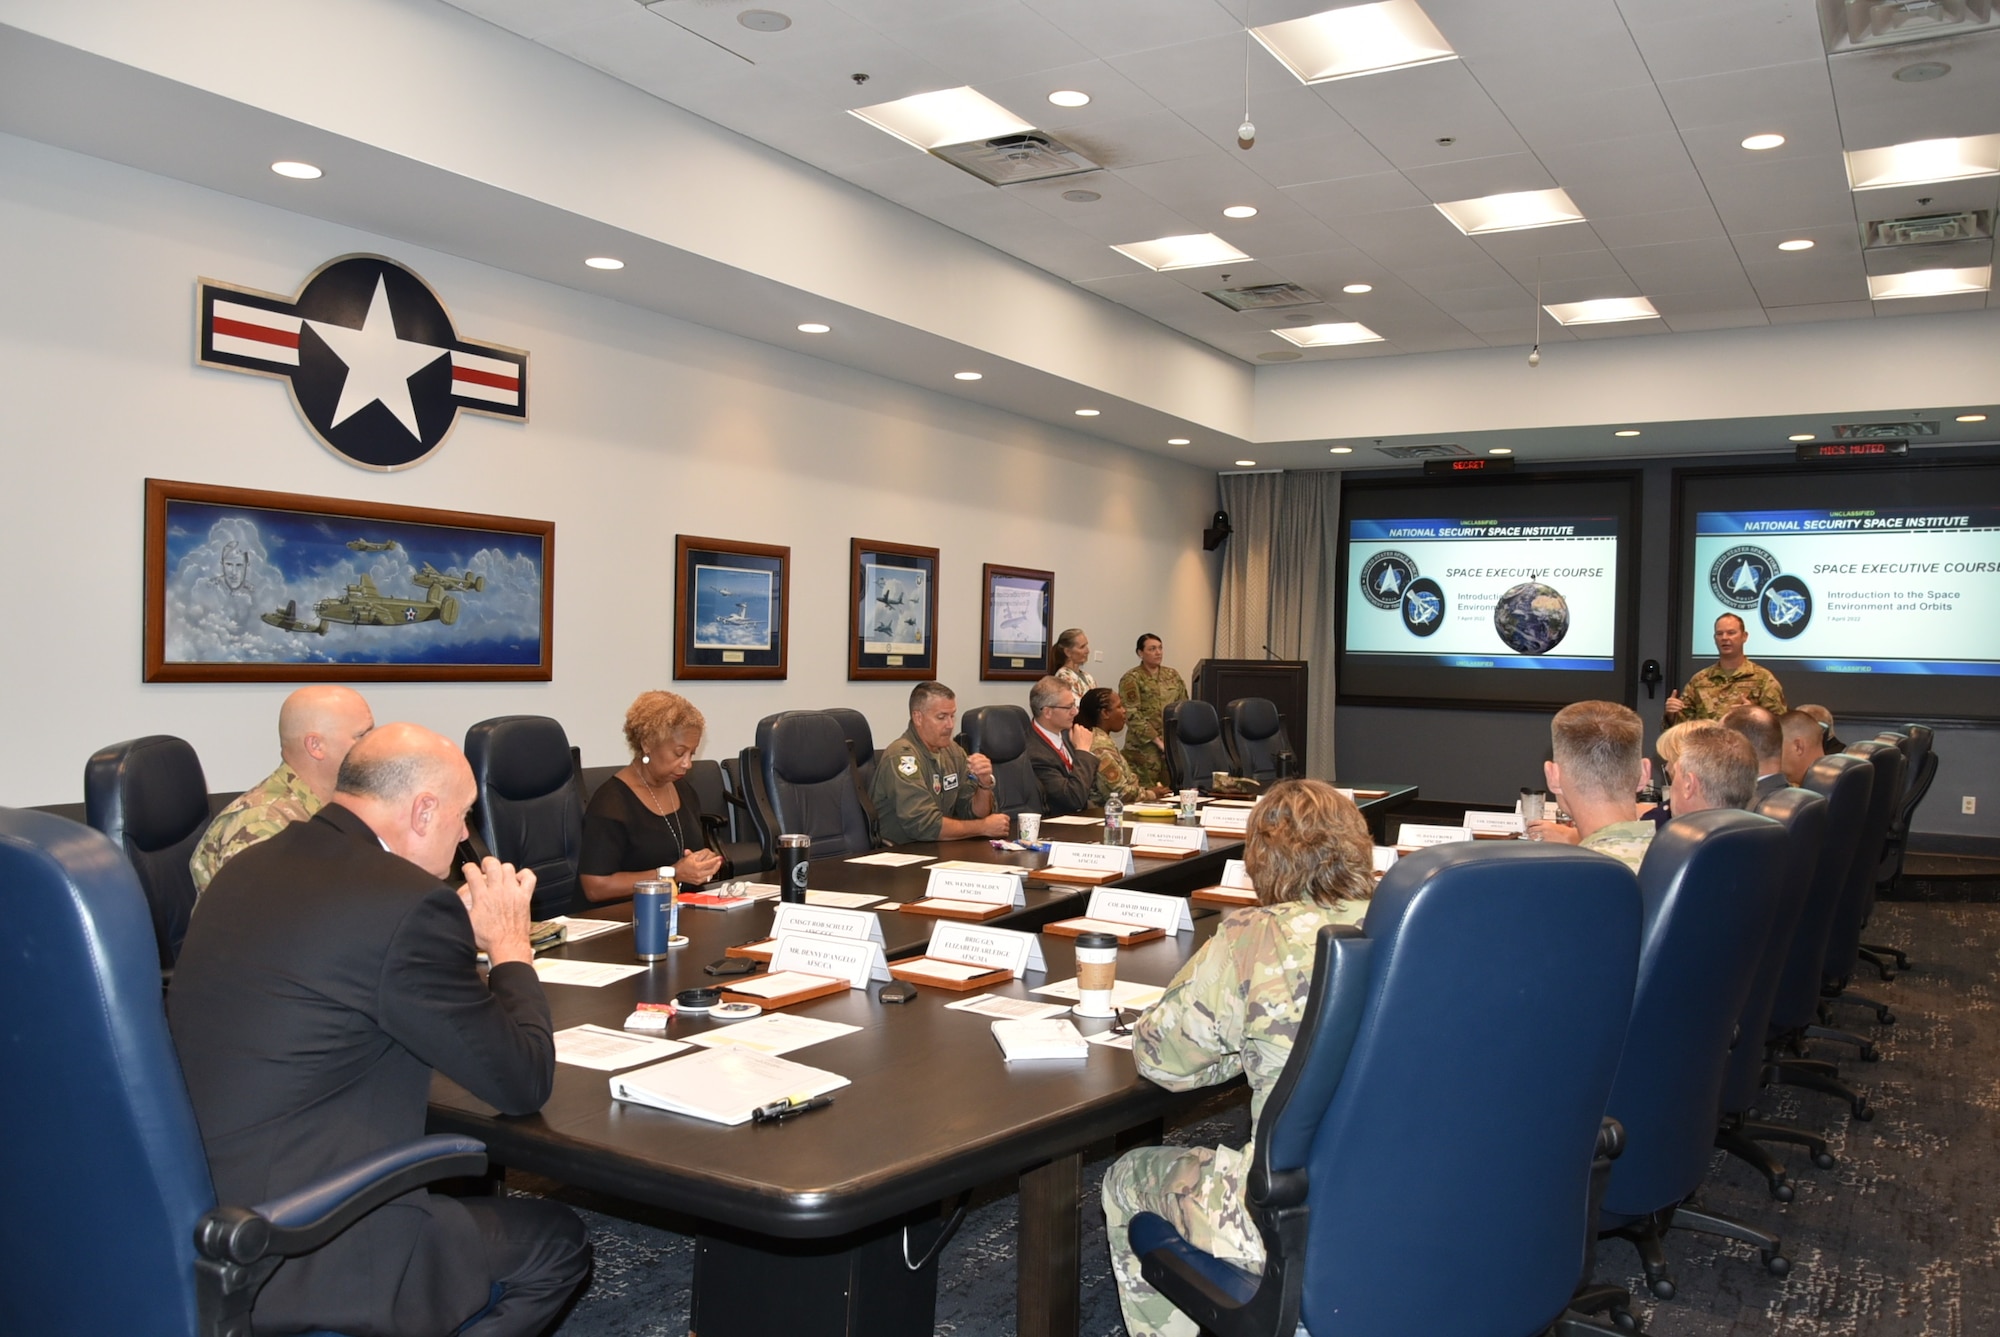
[189,684,374,894]
[1720,704,1787,802]
[169,724,588,1337]
[1778,709,1825,785]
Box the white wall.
[0,133,1220,806]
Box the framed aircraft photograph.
[980,562,1053,682]
[848,538,938,681]
[143,478,553,682]
[675,534,789,680]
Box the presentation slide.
[1691,506,2000,676]
[1347,516,1619,669]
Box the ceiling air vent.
[1820,0,1998,53]
[1865,210,1993,248]
[930,133,1099,186]
[1377,443,1471,459]
[1205,282,1323,312]
[1832,420,1940,438]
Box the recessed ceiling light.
[1434,187,1585,236]
[1222,205,1259,219]
[1488,447,1513,455]
[1111,233,1253,272]
[1893,61,1951,84]
[1614,429,1642,437]
[850,87,1035,152]
[1273,321,1384,347]
[1342,283,1373,294]
[1235,459,1258,467]
[1168,437,1191,445]
[1543,296,1660,325]
[1778,239,1815,251]
[738,9,791,32]
[584,256,624,270]
[1846,134,2000,190]
[797,322,831,334]
[1061,189,1101,203]
[1741,133,1786,151]
[1789,434,1816,441]
[1251,0,1458,85]
[1867,265,1992,300]
[271,161,322,179]
[1047,90,1091,108]
[1329,446,1353,454]
[1958,414,1988,423]
[954,371,983,381]
[1075,408,1100,417]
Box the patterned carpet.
[530,901,2000,1336]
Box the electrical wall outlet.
[1965,796,1978,816]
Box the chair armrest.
[1132,1208,1306,1337]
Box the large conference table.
[428,788,1414,1337]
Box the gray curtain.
[1214,470,1341,778]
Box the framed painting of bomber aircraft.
[848,538,939,681]
[143,479,554,682]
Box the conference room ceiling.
[443,0,2000,372]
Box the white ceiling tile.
[1284,171,1432,219]
[1476,225,1620,267]
[1827,34,2000,149]
[1235,130,1404,190]
[1588,207,1729,247]
[1104,32,1255,107]
[1611,236,1748,283]
[1679,120,1846,180]
[1458,33,1655,105]
[1018,0,1244,60]
[1221,214,1351,259]
[1625,3,1829,83]
[1427,284,1534,316]
[1654,60,1837,135]
[1398,256,1522,294]
[889,6,1097,84]
[1539,133,1698,183]
[1731,223,1862,259]
[1058,110,1222,169]
[1404,152,1556,202]
[1765,300,1875,323]
[1568,318,1669,340]
[442,0,635,42]
[1335,207,1493,266]
[1009,179,1199,241]
[1313,62,1529,168]
[977,59,1162,127]
[1498,85,1680,151]
[1742,254,1872,305]
[1392,328,1497,352]
[1702,153,1857,232]
[1663,308,1773,332]
[1564,169,1717,219]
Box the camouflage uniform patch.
[189,761,321,894]
[1103,898,1361,1337]
[1090,727,1146,806]
[1119,665,1187,791]
[1674,659,1786,721]
[1580,819,1656,872]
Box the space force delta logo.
[198,255,527,471]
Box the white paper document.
[805,889,887,909]
[1050,915,1154,937]
[685,1013,861,1056]
[1086,1029,1136,1050]
[610,1047,848,1125]
[721,969,842,1000]
[545,917,629,943]
[846,851,934,867]
[554,1024,689,1071]
[991,1018,1089,1061]
[929,860,1028,875]
[1397,823,1476,847]
[945,993,1071,1021]
[893,958,1001,984]
[1031,977,1167,1009]
[907,896,1007,917]
[1041,814,1100,825]
[532,959,649,988]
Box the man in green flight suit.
[1666,613,1787,724]
[870,681,1010,845]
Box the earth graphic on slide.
[1493,582,1570,655]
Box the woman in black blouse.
[579,690,725,902]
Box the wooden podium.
[1191,658,1308,776]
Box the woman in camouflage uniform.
[1118,633,1187,791]
[1079,688,1165,806]
[1101,780,1374,1337]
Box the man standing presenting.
[189,684,374,893]
[872,681,1009,844]
[1528,700,1655,870]
[1025,675,1100,815]
[169,724,589,1337]
[1665,614,1786,724]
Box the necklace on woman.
[635,769,689,854]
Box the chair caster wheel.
[1860,1045,1880,1062]
[1813,1151,1837,1169]
[1649,1278,1675,1301]
[1764,1251,1791,1277]
[1611,1307,1639,1332]
[1771,1181,1794,1203]
[1875,1009,1896,1026]
[1852,1102,1874,1122]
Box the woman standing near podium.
[1119,632,1187,791]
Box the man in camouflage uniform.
[188,685,374,893]
[1120,634,1187,791]
[869,681,1009,844]
[1528,700,1656,871]
[1666,613,1786,724]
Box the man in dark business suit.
[169,723,589,1337]
[1025,674,1099,815]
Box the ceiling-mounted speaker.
[1203,510,1232,551]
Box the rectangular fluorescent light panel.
[1252,0,1457,84]
[1543,296,1660,325]
[849,87,1035,152]
[1111,234,1252,272]
[1434,187,1585,236]
[1846,135,2000,190]
[1274,322,1384,347]
[1867,266,1991,300]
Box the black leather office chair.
[752,711,875,858]
[1592,809,1793,1300]
[823,706,881,794]
[958,704,1041,816]
[0,805,488,1337]
[684,758,766,878]
[1133,842,1643,1337]
[1818,739,1905,1031]
[1163,700,1235,791]
[84,734,209,969]
[463,716,585,918]
[1221,697,1296,785]
[1717,785,1831,1201]
[1861,724,1935,974]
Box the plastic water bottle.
[1103,791,1123,842]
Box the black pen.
[753,1094,835,1124]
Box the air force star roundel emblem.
[197,255,528,471]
